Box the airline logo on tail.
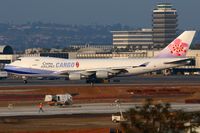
[168,39,188,56]
[156,31,196,58]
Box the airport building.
[0,45,15,68]
[69,44,113,50]
[24,48,69,59]
[153,3,178,48]
[112,3,178,50]
[111,29,153,49]
[76,51,147,59]
[22,52,69,59]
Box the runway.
[0,75,200,87]
[0,103,200,117]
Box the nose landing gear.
[22,76,28,84]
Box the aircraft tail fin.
[155,31,196,58]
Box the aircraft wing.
[55,62,149,77]
[85,62,149,73]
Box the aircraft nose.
[3,64,8,70]
[3,64,11,71]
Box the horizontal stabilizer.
[164,59,192,65]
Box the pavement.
[0,75,200,87]
[0,103,200,117]
[0,75,200,117]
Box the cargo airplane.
[4,31,196,83]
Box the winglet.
[155,31,196,58]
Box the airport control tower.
[152,3,178,48]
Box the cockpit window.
[16,59,21,61]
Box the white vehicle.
[4,31,196,83]
[44,93,73,106]
[0,71,8,79]
[112,99,127,123]
[112,115,126,123]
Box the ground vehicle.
[112,99,127,123]
[0,71,8,79]
[44,93,73,106]
[112,114,126,123]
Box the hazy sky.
[0,0,199,29]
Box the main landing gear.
[22,76,28,84]
[86,78,110,84]
[23,80,28,84]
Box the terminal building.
[153,3,178,48]
[111,29,153,50]
[69,44,113,50]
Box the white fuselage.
[4,57,188,78]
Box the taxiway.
[0,75,200,87]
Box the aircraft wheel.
[23,80,28,84]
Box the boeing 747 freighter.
[4,31,196,83]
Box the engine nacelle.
[96,71,113,79]
[68,73,85,80]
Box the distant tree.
[120,98,200,133]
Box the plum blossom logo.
[168,39,188,56]
[76,61,79,68]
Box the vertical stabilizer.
[156,31,196,58]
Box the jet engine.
[96,71,113,79]
[68,73,85,80]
